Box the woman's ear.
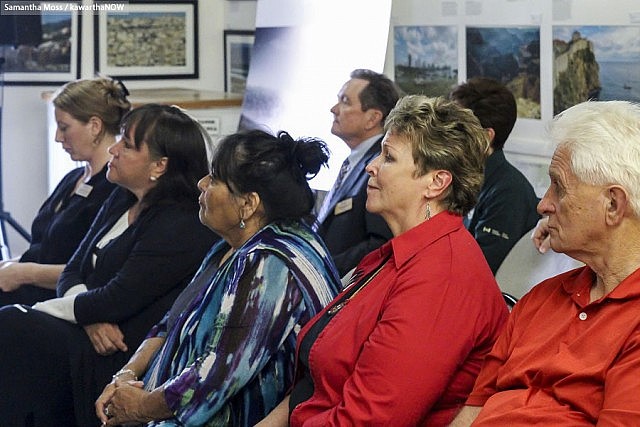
[239,191,262,220]
[424,170,453,199]
[88,116,104,139]
[152,157,169,179]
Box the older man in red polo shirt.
[451,100,640,426]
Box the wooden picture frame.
[94,0,198,79]
[223,30,254,94]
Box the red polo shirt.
[468,266,640,425]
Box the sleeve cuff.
[31,293,80,323]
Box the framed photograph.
[224,30,255,94]
[1,7,81,85]
[394,25,458,97]
[94,0,198,80]
[466,26,541,119]
[553,25,640,115]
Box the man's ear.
[485,127,495,143]
[364,109,384,131]
[605,185,629,225]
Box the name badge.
[75,183,93,198]
[334,197,353,216]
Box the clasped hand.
[96,377,147,426]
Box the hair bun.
[277,131,329,180]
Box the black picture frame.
[94,0,198,80]
[1,7,81,85]
[223,30,255,94]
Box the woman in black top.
[0,104,219,426]
[0,77,130,306]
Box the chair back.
[495,227,583,299]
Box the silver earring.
[239,218,246,229]
[150,176,157,182]
[426,202,431,220]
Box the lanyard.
[327,254,391,316]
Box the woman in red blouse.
[259,95,509,426]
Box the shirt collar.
[347,134,383,167]
[376,211,464,269]
[562,265,640,304]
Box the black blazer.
[318,138,392,276]
[57,187,219,348]
[52,187,218,425]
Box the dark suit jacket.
[318,138,392,277]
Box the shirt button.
[579,312,588,320]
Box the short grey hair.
[550,100,640,216]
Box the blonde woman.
[0,77,130,305]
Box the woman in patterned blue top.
[96,129,341,427]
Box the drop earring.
[239,218,246,229]
[426,202,431,220]
[150,176,157,182]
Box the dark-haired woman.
[0,77,130,306]
[0,104,218,426]
[95,130,340,427]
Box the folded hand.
[84,322,128,355]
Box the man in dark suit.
[314,69,400,277]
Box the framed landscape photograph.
[553,25,640,115]
[94,0,198,79]
[466,26,541,119]
[394,25,458,97]
[224,30,255,94]
[1,8,81,85]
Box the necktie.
[314,158,351,229]
[332,158,351,193]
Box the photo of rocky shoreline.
[106,12,186,67]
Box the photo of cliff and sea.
[553,26,640,115]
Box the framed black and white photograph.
[1,7,81,85]
[224,30,254,94]
[94,0,198,79]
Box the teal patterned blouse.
[142,221,340,426]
